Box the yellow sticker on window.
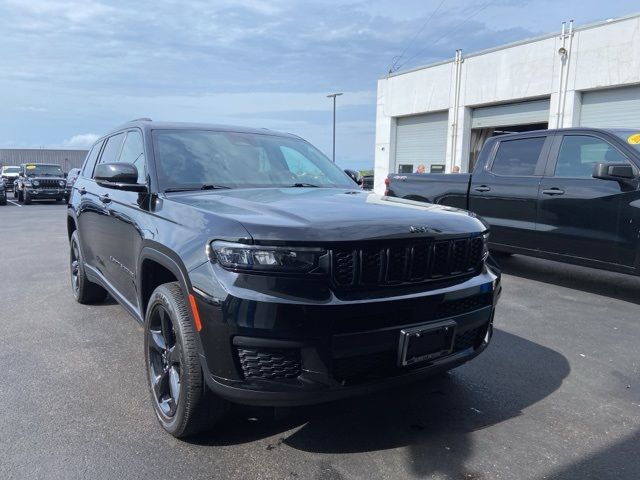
[628,133,640,145]
[26,165,36,169]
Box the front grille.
[37,179,62,189]
[236,347,301,380]
[330,236,484,289]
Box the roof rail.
[128,117,152,122]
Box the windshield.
[611,130,640,153]
[2,167,19,174]
[24,164,63,177]
[152,130,354,191]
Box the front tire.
[23,191,31,205]
[70,230,108,304]
[18,189,23,202]
[144,282,229,438]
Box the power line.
[388,0,447,74]
[395,1,492,71]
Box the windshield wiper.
[164,184,231,193]
[289,183,319,188]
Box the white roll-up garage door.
[580,85,640,128]
[471,99,550,128]
[394,111,448,173]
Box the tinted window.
[98,133,125,166]
[555,135,629,177]
[152,130,353,190]
[81,140,103,177]
[491,137,545,176]
[118,130,146,183]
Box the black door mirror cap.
[592,162,636,181]
[94,163,148,192]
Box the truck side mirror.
[592,163,635,181]
[344,169,363,186]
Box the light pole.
[326,92,342,162]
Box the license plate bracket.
[398,320,456,367]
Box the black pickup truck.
[387,128,640,275]
[67,119,500,438]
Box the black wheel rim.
[70,240,80,295]
[148,306,181,418]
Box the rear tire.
[23,191,31,205]
[144,282,229,438]
[70,230,108,304]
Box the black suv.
[67,119,501,438]
[15,163,67,204]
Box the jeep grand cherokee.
[67,119,501,438]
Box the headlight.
[32,180,39,187]
[211,241,324,273]
[482,232,490,261]
[59,180,66,187]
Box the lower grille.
[453,325,487,351]
[434,293,492,319]
[333,322,490,384]
[236,347,301,380]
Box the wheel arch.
[138,246,193,320]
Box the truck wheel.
[0,197,6,206]
[70,231,108,304]
[13,189,18,199]
[18,190,23,202]
[23,191,31,205]
[144,282,229,438]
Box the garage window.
[491,137,545,176]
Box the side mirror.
[344,169,363,186]
[592,163,636,181]
[94,163,147,192]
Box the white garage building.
[374,13,640,193]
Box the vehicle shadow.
[494,253,640,305]
[191,329,570,478]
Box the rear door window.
[554,135,629,178]
[490,137,546,176]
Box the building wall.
[0,149,88,171]
[374,13,640,194]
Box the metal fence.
[0,149,88,171]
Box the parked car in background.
[15,163,67,204]
[387,127,640,276]
[68,119,500,438]
[0,181,6,205]
[1,165,20,191]
[64,167,82,203]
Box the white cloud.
[62,133,99,148]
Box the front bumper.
[189,262,501,406]
[25,188,65,199]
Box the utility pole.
[326,93,342,162]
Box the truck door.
[536,132,639,267]
[469,134,552,251]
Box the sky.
[0,0,638,170]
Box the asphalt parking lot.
[1,202,639,480]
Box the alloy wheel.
[148,305,182,417]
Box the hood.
[169,188,488,243]
[1,172,18,178]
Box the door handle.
[78,186,86,195]
[474,185,491,192]
[542,188,565,196]
[99,194,111,204]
